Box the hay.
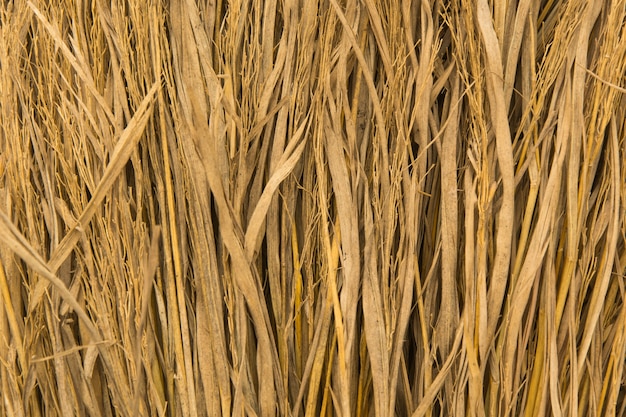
[1,0,625,415]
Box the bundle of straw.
[1,0,625,416]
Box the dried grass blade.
[244,116,310,258]
[576,120,621,375]
[362,247,389,417]
[476,0,516,349]
[48,79,160,272]
[437,74,461,357]
[0,210,101,345]
[411,325,463,417]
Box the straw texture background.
[1,0,625,416]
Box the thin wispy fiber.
[0,0,625,416]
